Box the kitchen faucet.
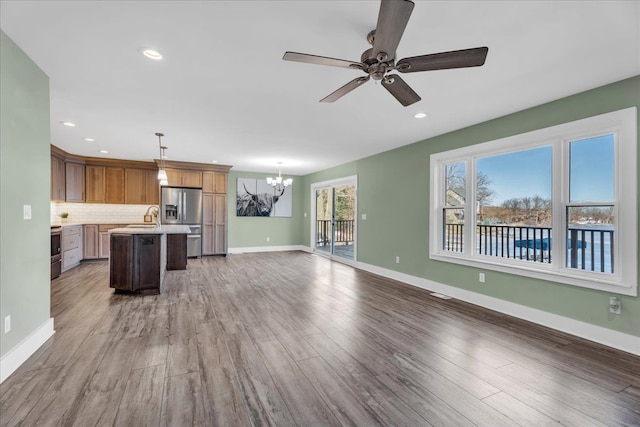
[145,206,160,227]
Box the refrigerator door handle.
[177,190,183,222]
[183,191,187,223]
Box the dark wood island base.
[108,225,190,294]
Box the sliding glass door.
[312,177,357,263]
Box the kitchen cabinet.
[166,234,187,270]
[83,225,99,259]
[145,170,160,205]
[105,167,125,203]
[51,155,66,202]
[125,168,159,205]
[110,233,162,294]
[166,168,202,188]
[65,162,85,202]
[62,225,82,271]
[99,231,111,258]
[98,224,122,258]
[202,167,229,256]
[202,193,227,255]
[202,171,227,194]
[86,165,105,203]
[86,166,125,204]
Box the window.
[430,108,637,296]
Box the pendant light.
[156,132,168,184]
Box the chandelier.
[156,132,169,186]
[266,162,293,189]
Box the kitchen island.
[108,225,190,294]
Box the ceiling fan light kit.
[283,0,488,107]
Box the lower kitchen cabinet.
[110,233,162,293]
[100,224,130,258]
[83,225,99,259]
[62,225,82,272]
[166,234,187,270]
[84,224,124,259]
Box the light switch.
[23,205,32,220]
[361,213,367,220]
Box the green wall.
[300,76,640,337]
[0,31,51,358]
[227,170,305,249]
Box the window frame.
[429,107,637,296]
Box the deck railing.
[316,220,354,246]
[444,223,614,273]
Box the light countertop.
[51,221,155,227]
[108,225,191,235]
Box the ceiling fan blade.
[283,51,362,70]
[381,74,421,106]
[396,47,489,73]
[372,0,415,61]
[320,76,370,103]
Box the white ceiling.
[1,1,639,175]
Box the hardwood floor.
[1,251,639,426]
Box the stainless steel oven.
[51,226,62,279]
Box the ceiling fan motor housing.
[361,47,395,80]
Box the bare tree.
[476,171,495,207]
[445,162,465,193]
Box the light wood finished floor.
[1,251,639,426]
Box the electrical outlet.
[23,205,31,220]
[479,273,485,283]
[395,256,400,264]
[304,212,307,218]
[266,237,270,242]
[609,297,621,315]
[361,214,367,220]
[4,315,10,333]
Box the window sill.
[429,252,637,296]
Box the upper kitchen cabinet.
[165,168,202,188]
[125,168,159,205]
[86,165,125,204]
[65,160,85,202]
[203,171,227,194]
[105,167,125,203]
[85,165,105,203]
[51,151,66,202]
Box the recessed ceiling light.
[61,121,76,127]
[211,160,218,164]
[142,49,163,60]
[84,138,94,142]
[99,150,108,154]
[414,112,427,119]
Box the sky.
[476,134,614,206]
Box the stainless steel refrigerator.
[161,187,202,258]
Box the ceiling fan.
[283,0,488,107]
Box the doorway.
[312,176,357,263]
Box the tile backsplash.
[51,203,158,223]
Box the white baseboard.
[1,318,55,383]
[228,245,310,254]
[356,262,640,356]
